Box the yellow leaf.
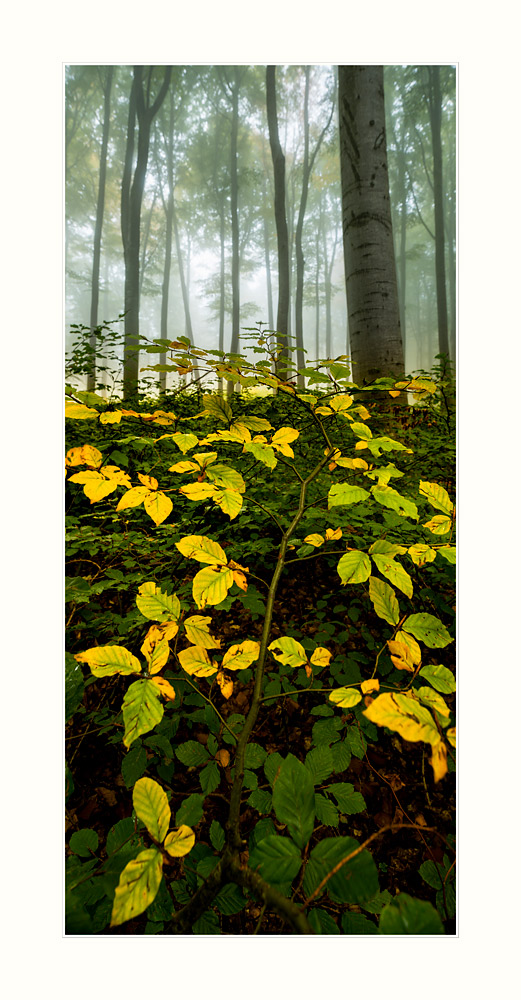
[167,432,199,453]
[355,440,368,450]
[232,569,248,590]
[309,647,332,668]
[268,636,307,668]
[168,460,199,473]
[394,630,422,665]
[304,533,324,547]
[192,565,234,609]
[222,640,260,671]
[138,473,158,490]
[149,677,176,701]
[213,487,243,520]
[216,670,233,699]
[423,515,452,535]
[102,466,132,487]
[361,679,380,694]
[75,645,141,677]
[325,527,343,541]
[329,687,363,709]
[419,481,453,514]
[388,390,401,398]
[65,444,103,468]
[429,740,448,782]
[110,849,163,927]
[178,645,218,678]
[387,640,415,672]
[408,544,437,567]
[183,615,221,649]
[136,582,181,622]
[163,826,195,858]
[271,426,299,456]
[116,486,151,512]
[144,491,173,526]
[141,635,170,675]
[99,410,123,424]
[327,394,354,412]
[176,534,227,565]
[363,693,440,747]
[179,482,219,502]
[65,400,99,419]
[446,727,456,748]
[133,777,171,841]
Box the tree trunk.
[295,68,334,387]
[122,66,172,400]
[172,200,193,343]
[266,66,290,376]
[338,65,404,383]
[263,176,274,331]
[229,69,240,358]
[427,66,449,360]
[88,66,113,391]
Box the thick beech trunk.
[338,65,404,383]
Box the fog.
[65,65,455,395]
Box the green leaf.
[303,836,379,904]
[175,793,205,827]
[368,576,400,625]
[419,664,456,693]
[308,909,340,934]
[330,782,367,815]
[337,550,371,585]
[202,393,233,422]
[314,793,339,827]
[110,849,163,927]
[121,745,148,788]
[371,485,418,519]
[328,483,370,508]
[244,742,268,770]
[403,613,453,648]
[69,829,99,857]
[247,788,273,814]
[330,740,352,772]
[312,717,343,747]
[361,889,393,913]
[209,820,225,853]
[133,777,170,842]
[304,746,334,785]
[193,909,220,934]
[199,762,221,795]
[264,752,284,785]
[174,741,211,767]
[248,835,302,883]
[243,440,277,469]
[419,860,444,890]
[65,652,85,721]
[122,680,164,749]
[379,893,444,934]
[213,883,247,915]
[341,912,378,934]
[436,546,456,564]
[272,754,316,849]
[371,553,413,598]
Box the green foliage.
[66,346,455,935]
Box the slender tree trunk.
[314,225,321,360]
[427,66,449,360]
[295,68,334,387]
[122,65,172,400]
[338,65,404,383]
[88,66,113,391]
[266,66,290,375]
[172,199,193,343]
[139,190,157,295]
[263,177,274,331]
[229,69,240,358]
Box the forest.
[65,63,456,936]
